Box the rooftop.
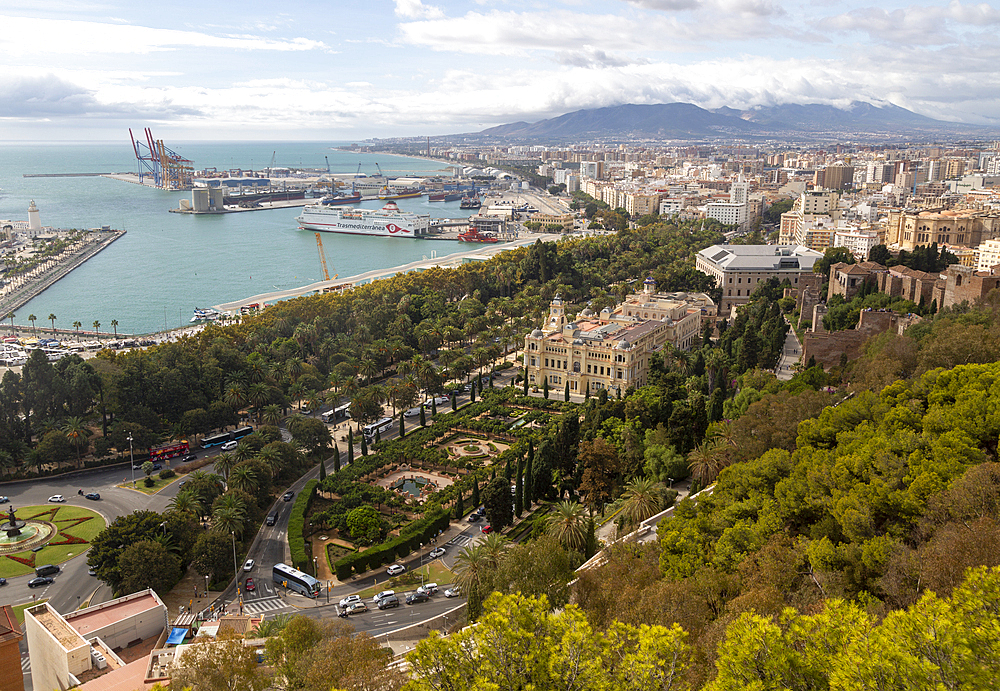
[66,591,162,638]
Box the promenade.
[213,232,561,312]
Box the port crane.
[314,233,337,282]
[266,151,276,177]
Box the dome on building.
[530,329,544,338]
[580,307,594,318]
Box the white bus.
[272,562,321,598]
[321,403,351,424]
[363,417,393,440]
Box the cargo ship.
[296,201,431,237]
[377,187,424,200]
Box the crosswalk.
[242,596,290,615]
[21,656,29,672]
[447,534,475,548]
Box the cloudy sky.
[2,0,999,140]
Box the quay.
[0,229,126,318]
[212,232,561,313]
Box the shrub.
[144,477,155,487]
[288,479,318,571]
[158,468,176,480]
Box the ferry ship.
[296,201,431,237]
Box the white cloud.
[393,0,444,20]
[0,14,328,55]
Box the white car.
[423,396,450,408]
[221,440,238,451]
[243,559,254,572]
[373,589,395,602]
[429,547,446,559]
[339,594,362,609]
[47,495,66,503]
[403,406,422,417]
[386,564,406,576]
[417,582,438,595]
[444,587,461,598]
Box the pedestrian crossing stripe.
[21,657,29,671]
[242,597,289,614]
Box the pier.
[0,229,126,318]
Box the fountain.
[0,506,55,553]
[1,506,25,537]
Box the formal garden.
[0,504,105,577]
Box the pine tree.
[514,455,524,517]
[525,440,534,506]
[333,444,341,472]
[399,411,406,438]
[347,429,355,465]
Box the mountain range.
[472,102,991,141]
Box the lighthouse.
[27,200,41,234]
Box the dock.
[0,229,126,318]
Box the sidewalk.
[776,323,802,381]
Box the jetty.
[0,229,125,318]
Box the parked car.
[84,493,100,500]
[245,577,255,592]
[152,462,162,471]
[373,590,395,602]
[221,440,238,451]
[243,559,255,572]
[346,601,369,614]
[423,396,450,408]
[467,513,481,523]
[47,495,65,503]
[481,525,492,535]
[429,547,446,559]
[444,587,461,598]
[404,406,422,417]
[283,491,295,502]
[28,576,53,588]
[386,564,406,576]
[182,454,198,462]
[406,591,430,604]
[377,594,400,609]
[340,594,362,609]
[417,582,438,595]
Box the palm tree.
[168,491,204,518]
[213,506,245,537]
[262,404,283,427]
[28,314,36,335]
[72,320,81,340]
[5,313,13,334]
[453,542,490,617]
[214,452,236,481]
[229,464,258,496]
[620,477,662,527]
[251,613,292,638]
[110,319,119,339]
[47,313,56,334]
[255,446,282,479]
[688,441,727,488]
[359,359,379,386]
[92,320,101,340]
[62,416,90,467]
[546,500,587,552]
[479,532,509,569]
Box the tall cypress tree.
[451,394,457,411]
[564,381,570,402]
[333,443,341,472]
[361,431,368,456]
[431,398,437,416]
[347,429,355,465]
[399,411,405,438]
[470,380,476,403]
[420,405,426,427]
[472,478,480,507]
[514,455,524,516]
[543,379,550,399]
[454,489,464,519]
[523,375,529,396]
[504,458,512,482]
[319,457,326,480]
[525,440,534,506]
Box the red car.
[245,577,255,592]
[481,525,492,534]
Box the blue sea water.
[0,141,472,335]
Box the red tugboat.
[457,227,499,243]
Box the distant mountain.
[471,101,986,141]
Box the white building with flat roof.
[696,244,823,316]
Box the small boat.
[191,307,221,323]
[458,228,499,243]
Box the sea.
[0,141,478,335]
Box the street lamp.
[419,543,425,587]
[205,574,210,599]
[128,433,135,488]
[313,556,317,578]
[160,521,167,537]
[231,531,238,583]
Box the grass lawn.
[117,474,178,495]
[354,560,454,598]
[0,505,105,578]
[11,599,46,625]
[325,543,354,571]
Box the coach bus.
[321,404,351,424]
[231,426,254,441]
[272,562,321,598]
[200,432,231,448]
[363,417,393,441]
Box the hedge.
[333,507,451,577]
[288,479,318,572]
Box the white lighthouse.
[27,200,41,233]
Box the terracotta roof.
[0,605,21,644]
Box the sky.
[1,0,999,141]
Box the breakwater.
[0,229,126,318]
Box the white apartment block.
[705,201,747,226]
[977,238,1000,271]
[834,227,880,260]
[696,244,823,316]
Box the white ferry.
[295,201,431,238]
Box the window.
[573,362,580,372]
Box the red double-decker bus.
[149,441,189,462]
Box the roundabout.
[0,505,105,577]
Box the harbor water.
[0,142,479,334]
